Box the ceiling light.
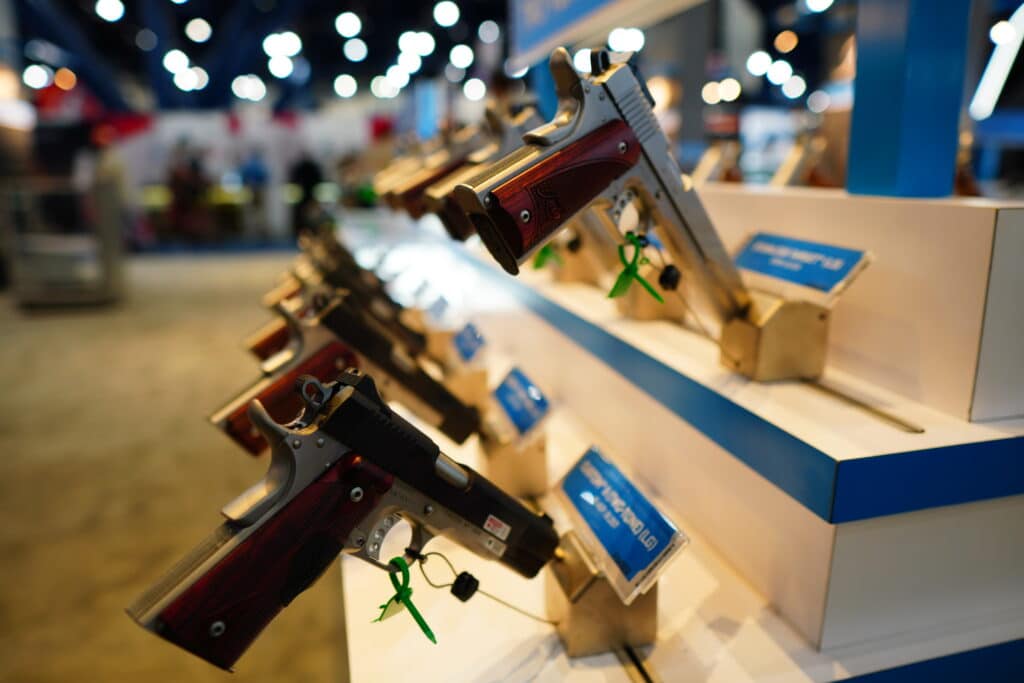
[185,18,212,43]
[719,77,741,102]
[22,64,52,89]
[162,49,188,74]
[173,68,198,91]
[463,77,486,101]
[990,20,1017,45]
[398,52,422,74]
[414,32,436,56]
[478,20,500,44]
[805,0,834,12]
[701,81,720,105]
[268,55,294,79]
[371,75,398,99]
[190,66,208,90]
[53,67,77,90]
[398,31,418,54]
[262,34,282,57]
[774,30,798,54]
[279,31,301,57]
[434,1,460,28]
[573,49,592,73]
[608,27,644,52]
[449,44,473,69]
[335,12,361,38]
[344,38,368,62]
[334,74,357,98]
[746,51,771,76]
[386,65,410,89]
[231,74,265,101]
[766,59,793,85]
[782,74,807,99]
[95,0,124,22]
[807,90,830,113]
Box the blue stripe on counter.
[832,437,1024,522]
[836,638,1024,682]
[461,253,1024,523]
[460,256,837,520]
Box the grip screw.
[618,141,628,153]
[519,209,531,223]
[349,487,364,502]
[423,504,434,515]
[209,621,226,638]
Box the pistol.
[422,103,544,241]
[372,135,442,200]
[384,123,491,218]
[213,286,480,454]
[452,47,750,329]
[129,369,559,671]
[292,229,429,358]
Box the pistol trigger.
[406,520,434,560]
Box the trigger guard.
[405,520,433,558]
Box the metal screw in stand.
[520,209,531,223]
[618,141,628,154]
[350,487,364,502]
[423,504,434,515]
[292,439,301,449]
[209,621,226,638]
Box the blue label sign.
[453,323,485,362]
[510,0,612,61]
[734,233,865,293]
[562,448,677,581]
[493,367,549,435]
[427,295,449,320]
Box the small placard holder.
[547,448,687,657]
[545,530,658,657]
[479,368,551,498]
[429,323,491,409]
[721,232,871,380]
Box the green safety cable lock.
[531,244,563,270]
[608,232,664,303]
[374,557,437,644]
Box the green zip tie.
[373,557,437,644]
[531,244,563,269]
[608,232,664,303]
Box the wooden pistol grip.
[481,119,640,272]
[245,318,292,361]
[153,454,392,670]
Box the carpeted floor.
[0,254,347,682]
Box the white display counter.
[337,193,1024,681]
